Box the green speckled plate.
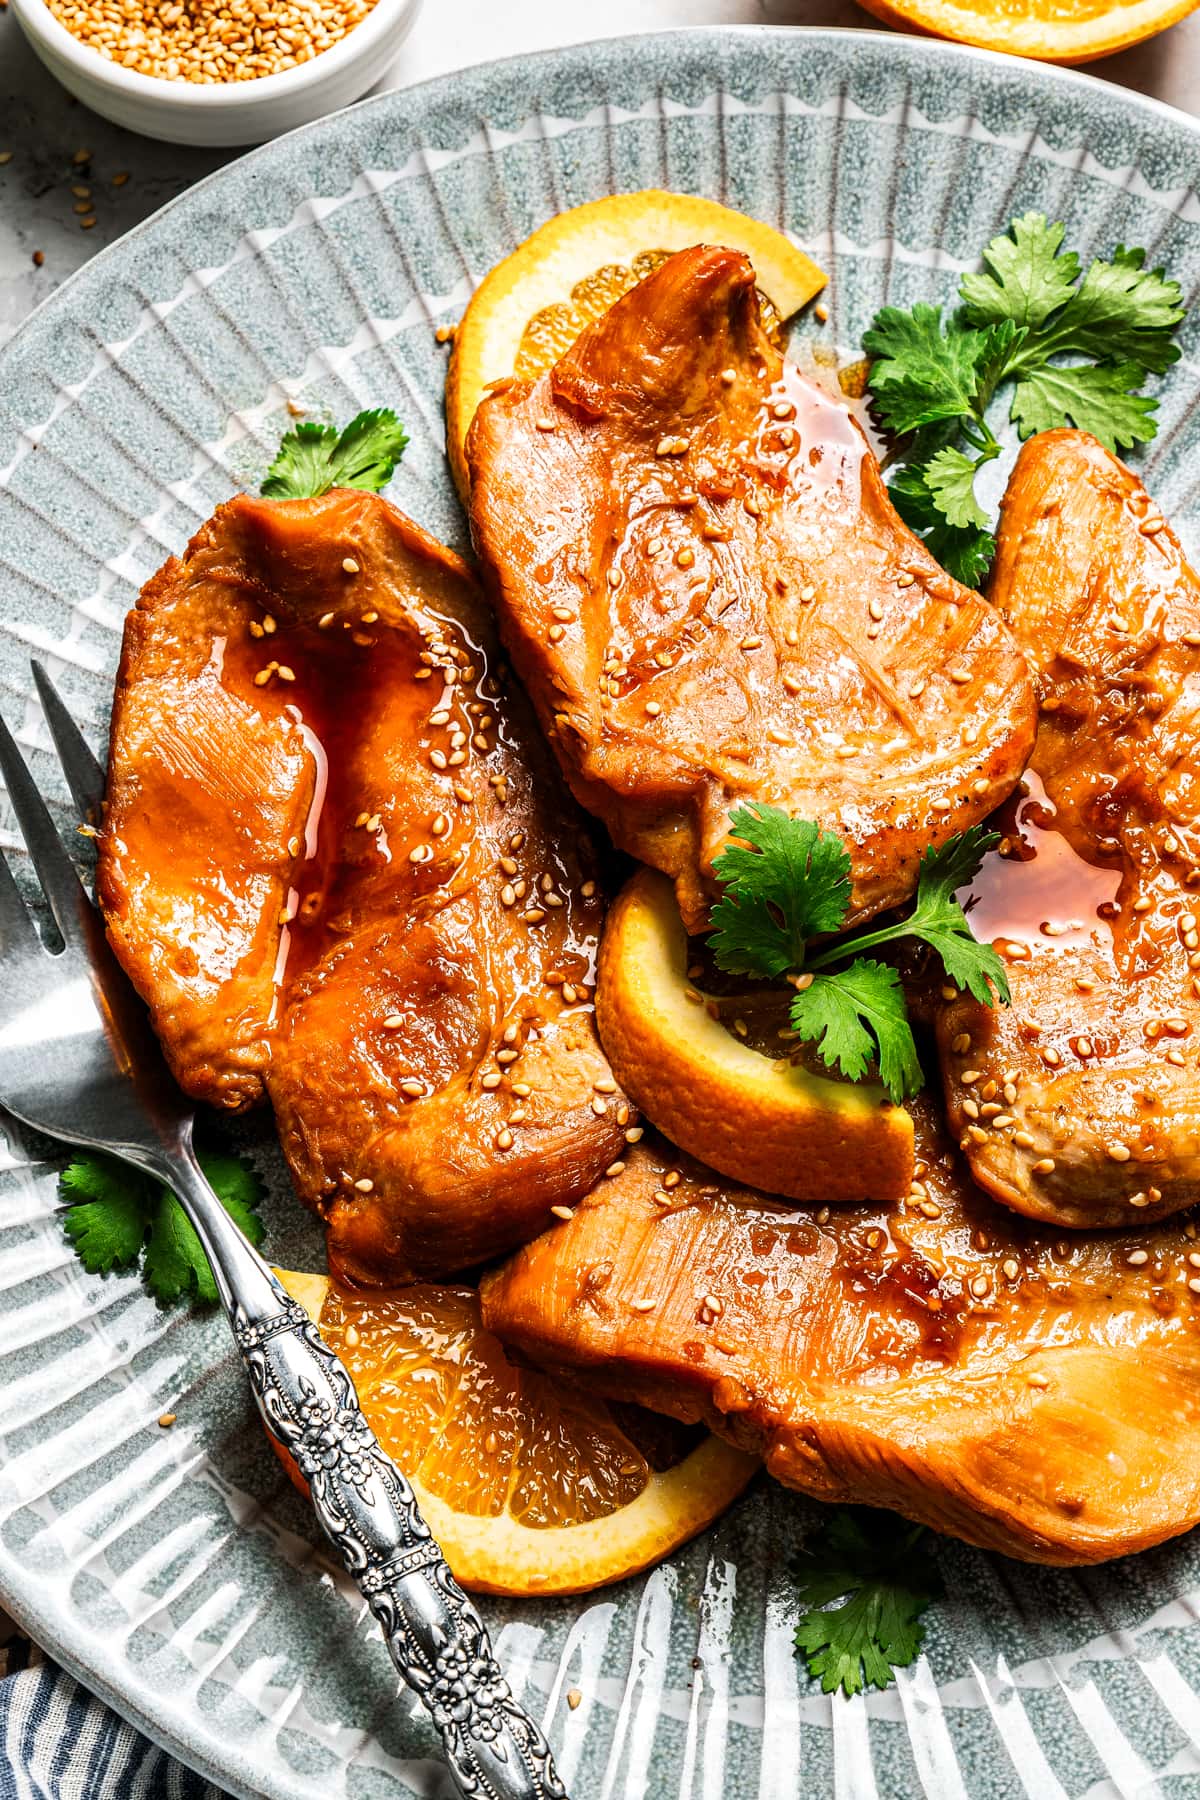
[4,28,1200,1799]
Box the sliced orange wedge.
[853,0,1198,62]
[271,1268,757,1595]
[595,868,914,1204]
[445,189,826,500]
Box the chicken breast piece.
[100,489,626,1281]
[482,1100,1200,1564]
[468,244,1036,931]
[937,431,1200,1229]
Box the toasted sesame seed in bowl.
[11,0,421,145]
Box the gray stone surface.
[3,0,1200,349]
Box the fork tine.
[31,663,106,824]
[0,708,86,943]
[0,845,38,958]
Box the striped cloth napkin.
[0,1612,227,1800]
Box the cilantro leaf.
[906,829,1011,1005]
[1022,245,1184,376]
[889,467,995,589]
[790,961,922,1104]
[59,1149,265,1304]
[793,1509,942,1698]
[862,305,985,434]
[144,1190,219,1305]
[864,212,1185,586]
[922,444,993,531]
[144,1156,266,1305]
[960,212,1080,330]
[808,825,1010,1010]
[60,1159,149,1274]
[261,408,409,499]
[1008,359,1159,451]
[710,804,852,978]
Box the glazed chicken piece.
[937,431,1200,1229]
[482,1099,1200,1564]
[100,489,626,1282]
[468,244,1036,932]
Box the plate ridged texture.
[4,29,1200,1799]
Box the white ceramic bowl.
[11,0,421,145]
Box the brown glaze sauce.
[961,770,1120,957]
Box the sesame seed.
[1002,1259,1020,1280]
[645,700,662,717]
[354,1177,374,1192]
[551,1205,574,1221]
[948,666,971,684]
[625,1126,643,1143]
[591,1097,608,1117]
[157,1412,177,1428]
[1141,515,1165,535]
[1032,1157,1056,1175]
[630,1297,657,1312]
[868,599,884,622]
[400,1079,424,1098]
[481,1072,502,1090]
[676,547,695,569]
[496,1129,514,1151]
[1027,1373,1050,1390]
[342,557,360,574]
[1108,1142,1132,1161]
[318,611,335,628]
[1126,1249,1150,1266]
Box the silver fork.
[0,663,565,1800]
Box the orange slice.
[445,189,826,500]
[271,1268,757,1595]
[595,867,914,1204]
[852,0,1198,62]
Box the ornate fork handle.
[163,1145,566,1800]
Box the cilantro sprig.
[864,213,1184,585]
[60,1150,265,1304]
[794,1509,942,1697]
[709,804,1007,1103]
[262,408,409,499]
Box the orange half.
[445,189,827,500]
[853,0,1199,62]
[271,1268,757,1595]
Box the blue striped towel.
[0,1652,227,1800]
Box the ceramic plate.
[5,28,1200,1799]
